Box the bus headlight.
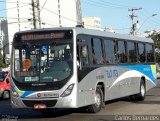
[60,84,74,97]
[11,89,19,97]
[12,91,19,97]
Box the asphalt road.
[1,80,160,121]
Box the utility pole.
[128,8,142,35]
[57,0,62,27]
[76,0,82,26]
[32,0,41,29]
[17,0,20,31]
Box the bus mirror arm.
[77,60,82,70]
[79,61,82,70]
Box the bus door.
[77,35,90,81]
[77,35,93,106]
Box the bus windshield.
[12,31,73,83]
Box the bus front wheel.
[88,87,103,113]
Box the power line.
[41,7,98,28]
[0,1,30,5]
[140,13,159,29]
[0,17,27,19]
[41,18,59,26]
[98,0,131,8]
[114,27,130,30]
[83,0,127,10]
[0,4,29,12]
[41,6,130,32]
[143,9,160,25]
[40,0,48,12]
[42,7,80,23]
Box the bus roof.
[14,27,153,43]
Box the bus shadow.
[105,97,130,104]
[0,109,75,120]
[0,98,10,101]
[2,96,160,120]
[131,94,160,105]
[132,100,160,104]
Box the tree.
[0,50,7,68]
[150,32,160,63]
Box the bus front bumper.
[11,96,76,109]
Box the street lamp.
[137,14,157,32]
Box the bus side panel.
[120,64,157,94]
[77,66,138,107]
[145,64,157,91]
[77,64,157,107]
[77,67,108,107]
[77,66,137,107]
[105,66,140,100]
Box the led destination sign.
[21,32,65,41]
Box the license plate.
[34,104,46,109]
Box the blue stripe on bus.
[21,91,34,98]
[118,65,157,84]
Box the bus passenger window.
[146,44,154,62]
[117,40,127,63]
[138,43,146,63]
[104,39,116,64]
[91,38,103,64]
[128,41,137,63]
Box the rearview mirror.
[6,78,9,84]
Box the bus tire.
[3,91,10,99]
[135,80,146,101]
[88,87,103,113]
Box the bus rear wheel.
[88,87,103,113]
[135,80,146,101]
[130,80,146,101]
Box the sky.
[81,0,160,34]
[0,0,6,18]
[0,0,160,34]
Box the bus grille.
[22,100,57,108]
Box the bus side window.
[81,45,89,66]
[128,41,137,63]
[117,40,128,63]
[91,38,103,64]
[104,39,116,64]
[138,43,146,63]
[146,44,154,62]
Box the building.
[104,27,114,33]
[39,0,82,28]
[82,17,101,30]
[6,0,82,53]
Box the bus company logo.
[37,93,41,97]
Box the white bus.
[10,27,157,114]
